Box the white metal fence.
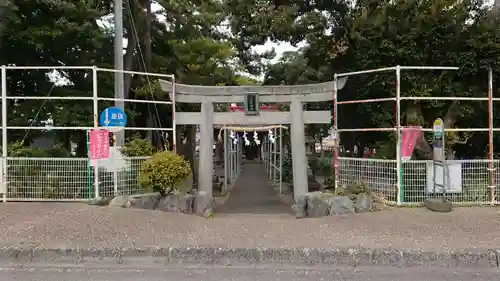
[333,65,497,206]
[6,155,495,204]
[2,65,497,206]
[5,156,148,201]
[0,65,176,202]
[339,157,397,203]
[339,157,497,205]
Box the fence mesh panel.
[339,157,495,205]
[339,157,397,203]
[401,159,491,205]
[3,156,499,205]
[5,157,148,201]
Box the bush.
[318,157,333,176]
[120,134,155,157]
[9,141,71,157]
[282,154,293,183]
[139,150,191,195]
[6,141,78,199]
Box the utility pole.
[114,0,125,146]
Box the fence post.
[395,65,402,205]
[92,66,100,198]
[171,76,176,152]
[488,68,495,205]
[279,126,283,194]
[1,65,7,202]
[333,74,340,192]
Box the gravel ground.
[0,202,499,251]
[2,264,499,281]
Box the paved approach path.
[216,161,292,214]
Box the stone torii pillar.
[160,80,347,200]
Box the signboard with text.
[401,126,422,161]
[433,118,444,139]
[244,93,259,115]
[89,129,110,160]
[99,107,127,132]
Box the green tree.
[1,0,113,155]
[346,0,500,159]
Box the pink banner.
[401,127,422,161]
[89,129,110,160]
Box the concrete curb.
[0,245,498,268]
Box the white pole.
[273,128,277,184]
[279,126,283,194]
[333,75,339,192]
[224,127,228,192]
[239,136,242,172]
[92,67,100,198]
[236,136,240,177]
[268,136,272,178]
[396,65,402,205]
[336,66,396,78]
[230,133,234,182]
[1,65,7,202]
[398,66,459,70]
[262,137,265,167]
[171,77,177,152]
[233,140,237,179]
[114,0,125,146]
[113,133,118,195]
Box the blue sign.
[99,107,127,128]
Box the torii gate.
[160,79,347,200]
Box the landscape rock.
[329,195,355,216]
[306,192,330,217]
[157,194,194,213]
[293,194,308,219]
[88,196,114,206]
[128,193,161,210]
[355,193,373,213]
[345,183,366,195]
[194,191,215,217]
[108,193,195,214]
[108,195,132,208]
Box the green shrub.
[282,154,293,183]
[308,158,320,174]
[6,141,77,199]
[318,157,333,177]
[120,134,155,157]
[139,150,191,195]
[9,141,71,157]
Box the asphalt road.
[1,263,499,281]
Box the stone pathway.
[216,161,293,214]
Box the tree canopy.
[1,0,499,159]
